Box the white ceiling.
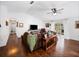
[0,1,79,21]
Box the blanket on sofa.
[27,34,37,52]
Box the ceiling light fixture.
[53,13,56,15]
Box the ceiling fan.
[30,1,34,4]
[47,8,64,15]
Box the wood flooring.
[0,34,79,57]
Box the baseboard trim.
[65,38,79,41]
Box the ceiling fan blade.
[56,10,62,14]
[30,1,34,4]
[57,11,62,14]
[57,8,64,11]
[47,12,52,14]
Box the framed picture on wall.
[19,23,23,27]
[75,21,79,28]
[45,23,51,27]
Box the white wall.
[64,17,79,41]
[7,12,45,37]
[63,19,70,39]
[0,5,10,47]
[50,22,55,31]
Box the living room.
[0,1,79,57]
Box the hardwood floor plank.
[0,34,79,57]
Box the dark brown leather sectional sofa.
[21,29,58,52]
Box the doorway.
[55,23,64,35]
[9,20,16,34]
[55,22,64,52]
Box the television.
[30,25,38,30]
